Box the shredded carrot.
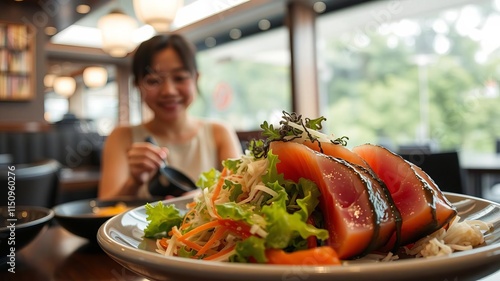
[210,167,230,219]
[266,246,341,265]
[203,244,236,261]
[159,237,169,249]
[186,201,197,209]
[172,227,203,251]
[179,220,221,240]
[180,222,192,231]
[180,208,196,230]
[211,167,228,204]
[171,227,182,237]
[160,167,242,261]
[178,238,203,252]
[196,226,228,257]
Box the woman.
[98,34,243,199]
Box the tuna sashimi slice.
[353,144,457,249]
[270,141,399,259]
[302,140,371,170]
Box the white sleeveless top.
[130,121,218,198]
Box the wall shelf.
[0,21,35,101]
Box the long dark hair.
[131,34,198,86]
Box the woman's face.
[139,47,198,121]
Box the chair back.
[1,159,61,208]
[397,144,432,155]
[399,151,465,194]
[236,130,263,151]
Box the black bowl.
[0,206,54,260]
[52,198,159,241]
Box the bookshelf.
[0,22,35,101]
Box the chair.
[397,144,432,155]
[236,130,263,151]
[0,159,61,208]
[0,154,12,165]
[399,151,465,194]
[482,139,500,202]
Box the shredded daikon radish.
[164,235,178,257]
[202,188,218,219]
[405,216,492,258]
[155,239,166,255]
[250,224,268,238]
[237,184,278,205]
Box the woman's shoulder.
[200,118,240,147]
[105,126,135,145]
[197,119,243,158]
[109,125,132,137]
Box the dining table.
[2,221,500,280]
[0,225,146,281]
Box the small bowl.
[0,206,54,260]
[53,198,159,241]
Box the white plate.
[97,193,500,281]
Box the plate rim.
[97,193,500,279]
[0,206,54,231]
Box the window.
[44,92,69,122]
[44,78,118,135]
[81,83,118,135]
[192,27,291,131]
[317,0,500,153]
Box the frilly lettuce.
[143,201,183,238]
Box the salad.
[143,111,491,265]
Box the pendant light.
[44,74,57,88]
[133,0,183,33]
[83,66,108,88]
[98,9,138,57]
[53,76,76,97]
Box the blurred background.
[1,0,500,202]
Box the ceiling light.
[76,4,91,14]
[53,76,76,97]
[205,37,216,48]
[133,0,184,33]
[313,2,327,13]
[44,26,57,36]
[44,74,57,88]
[258,19,271,31]
[229,29,242,40]
[83,66,108,88]
[98,10,138,57]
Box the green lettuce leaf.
[222,158,241,174]
[261,151,285,185]
[223,179,243,202]
[231,236,267,263]
[196,168,220,189]
[262,195,328,249]
[143,201,183,238]
[295,178,321,221]
[215,202,254,222]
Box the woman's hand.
[127,142,168,185]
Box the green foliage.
[319,6,500,153]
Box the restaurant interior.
[1,0,500,280]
